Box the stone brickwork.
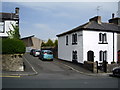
[107,63,120,72]
[1,54,24,71]
[84,61,98,73]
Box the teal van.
[39,50,53,61]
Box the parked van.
[39,50,53,61]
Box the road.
[2,54,120,88]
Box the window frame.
[0,22,5,33]
[99,50,107,62]
[66,35,68,45]
[72,33,77,45]
[72,50,77,60]
[99,33,108,44]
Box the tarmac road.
[2,53,120,88]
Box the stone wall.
[83,61,97,73]
[107,63,120,72]
[1,54,24,71]
[83,61,120,73]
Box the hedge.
[2,38,25,54]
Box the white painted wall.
[58,31,83,63]
[58,30,118,64]
[83,30,117,64]
[0,20,16,37]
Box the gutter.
[113,32,114,62]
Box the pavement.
[0,55,113,77]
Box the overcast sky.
[1,1,119,41]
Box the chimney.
[112,13,115,19]
[109,14,120,25]
[89,16,101,24]
[15,7,19,15]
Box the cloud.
[34,23,52,31]
[15,2,118,19]
[33,23,58,40]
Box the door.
[87,51,94,62]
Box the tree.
[54,39,58,47]
[46,39,54,47]
[41,41,46,47]
[7,23,20,39]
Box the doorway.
[87,51,94,62]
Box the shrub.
[2,38,25,54]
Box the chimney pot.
[15,7,19,15]
[89,16,101,24]
[112,13,115,19]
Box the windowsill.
[98,42,108,44]
[0,31,4,33]
[72,43,77,45]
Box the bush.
[2,38,25,54]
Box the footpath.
[54,58,112,77]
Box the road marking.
[62,64,82,73]
[54,60,82,73]
[0,76,20,78]
[23,56,38,75]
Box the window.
[72,50,77,60]
[66,35,68,45]
[72,33,77,45]
[99,51,103,61]
[99,33,102,42]
[103,51,107,61]
[99,33,108,44]
[99,50,107,61]
[0,22,4,33]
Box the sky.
[1,1,119,41]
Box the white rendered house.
[0,7,19,38]
[57,16,120,65]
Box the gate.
[118,50,120,63]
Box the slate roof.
[57,17,120,37]
[0,12,19,22]
[21,35,35,40]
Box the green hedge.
[2,38,25,54]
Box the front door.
[87,51,94,62]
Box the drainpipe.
[113,32,114,62]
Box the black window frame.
[99,33,108,44]
[72,50,77,60]
[99,51,103,61]
[99,50,107,62]
[72,33,77,45]
[66,35,68,45]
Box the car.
[112,66,120,77]
[39,50,53,61]
[30,49,36,55]
[33,50,41,57]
